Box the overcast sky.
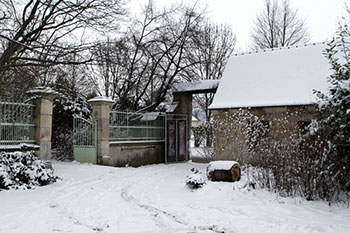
[129,0,347,51]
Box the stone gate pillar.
[27,87,58,164]
[173,92,192,145]
[88,97,114,164]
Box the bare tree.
[251,0,310,49]
[92,1,204,111]
[186,22,236,146]
[0,0,125,95]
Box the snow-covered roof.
[210,42,331,109]
[173,80,220,94]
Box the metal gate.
[165,114,188,163]
[73,117,97,164]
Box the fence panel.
[73,117,96,147]
[110,111,165,141]
[73,117,97,164]
[0,102,35,145]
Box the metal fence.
[73,117,96,147]
[110,111,165,141]
[0,101,35,145]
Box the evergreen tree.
[50,66,93,161]
[317,24,350,142]
[315,21,350,193]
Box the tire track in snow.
[5,168,132,233]
[1,163,229,233]
[49,170,135,232]
[121,184,187,228]
[120,166,227,233]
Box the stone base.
[102,141,165,167]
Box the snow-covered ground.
[1,161,349,233]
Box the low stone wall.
[0,144,40,154]
[101,140,165,167]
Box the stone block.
[35,127,52,142]
[35,99,53,115]
[38,141,51,161]
[37,115,52,128]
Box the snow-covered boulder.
[207,160,241,182]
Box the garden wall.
[101,140,165,167]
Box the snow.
[0,143,40,150]
[210,43,331,109]
[140,112,162,121]
[110,140,165,144]
[173,80,220,93]
[88,96,114,103]
[0,151,57,190]
[1,161,349,233]
[207,160,239,172]
[26,86,59,95]
[192,116,199,122]
[190,141,213,163]
[186,172,206,189]
[164,102,179,113]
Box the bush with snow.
[310,21,350,199]
[212,108,349,201]
[316,27,350,142]
[0,151,58,190]
[212,109,269,164]
[51,81,91,161]
[186,168,206,189]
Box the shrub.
[52,130,74,161]
[192,125,206,147]
[0,151,58,190]
[186,168,206,190]
[212,108,349,202]
[51,76,91,161]
[253,124,347,201]
[212,109,269,165]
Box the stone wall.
[102,141,165,167]
[212,105,317,164]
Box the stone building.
[209,43,331,164]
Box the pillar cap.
[26,86,58,100]
[88,96,114,105]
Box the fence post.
[27,87,58,164]
[88,97,114,164]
